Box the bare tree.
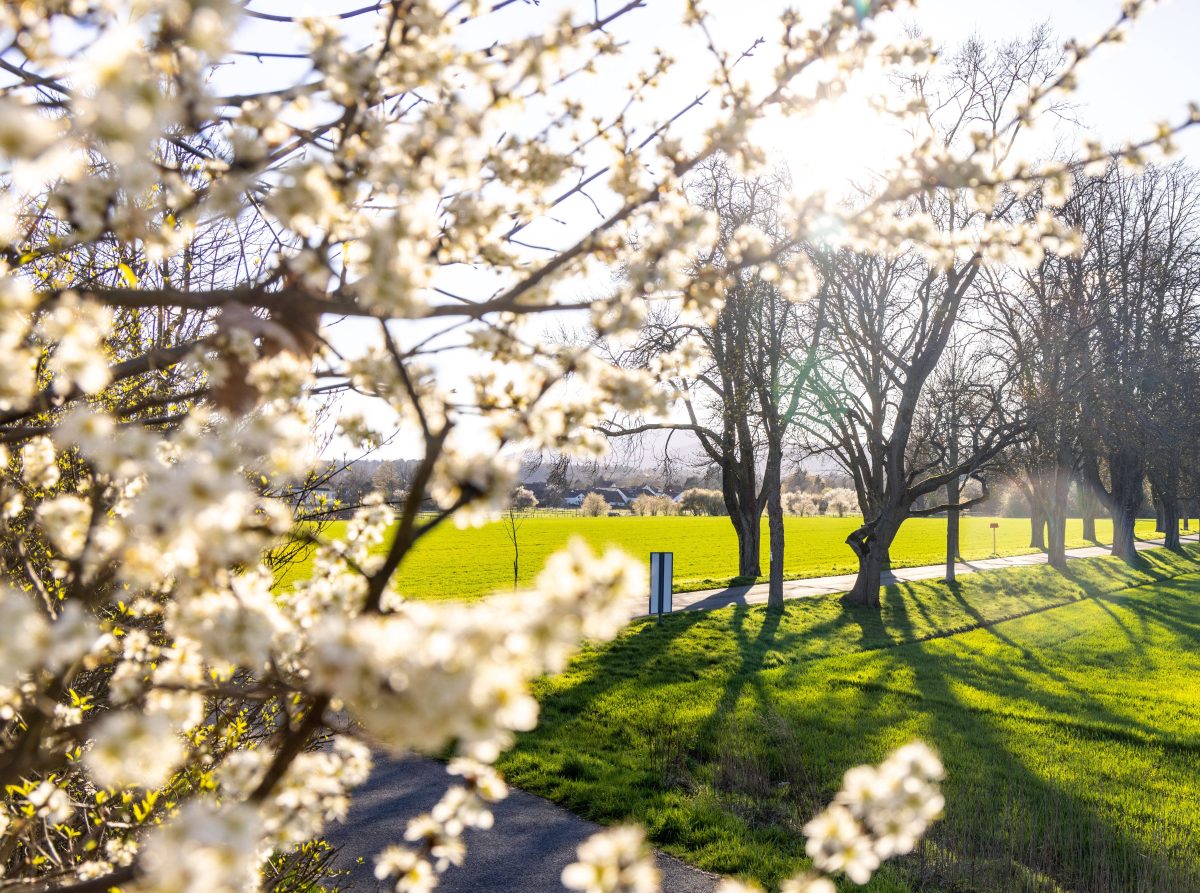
[790,27,1071,608]
[981,194,1094,570]
[800,246,1023,607]
[916,343,1005,581]
[601,157,814,603]
[502,488,537,591]
[1069,163,1200,558]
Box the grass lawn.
[499,545,1200,892]
[277,514,1177,601]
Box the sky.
[916,0,1199,157]
[230,0,1200,189]
[229,0,1200,463]
[228,0,1200,248]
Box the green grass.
[278,514,1176,601]
[498,545,1200,892]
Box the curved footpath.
[327,756,719,892]
[331,533,1197,891]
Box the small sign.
[649,552,673,617]
[989,522,999,529]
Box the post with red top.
[990,521,999,557]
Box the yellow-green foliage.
[278,514,1168,601]
[501,546,1200,891]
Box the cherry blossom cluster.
[803,742,945,883]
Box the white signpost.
[649,552,673,618]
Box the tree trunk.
[945,477,960,584]
[1111,502,1138,561]
[1046,504,1068,570]
[845,543,885,609]
[843,512,899,609]
[506,514,521,591]
[764,447,785,609]
[734,511,762,578]
[1029,503,1046,550]
[1079,484,1099,542]
[722,463,763,580]
[942,403,960,583]
[1043,462,1072,571]
[1150,476,1182,551]
[768,494,787,607]
[1162,491,1181,551]
[1109,449,1144,562]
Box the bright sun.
[754,89,913,198]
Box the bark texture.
[1108,449,1144,562]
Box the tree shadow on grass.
[1119,586,1200,645]
[511,544,1200,887]
[1057,544,1199,596]
[689,605,783,747]
[900,580,949,633]
[876,564,1200,886]
[936,579,1050,670]
[1088,595,1148,659]
[506,602,801,788]
[925,553,1200,723]
[862,625,1200,892]
[529,545,1200,748]
[767,552,1200,879]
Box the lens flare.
[850,0,874,20]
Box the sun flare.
[755,90,913,198]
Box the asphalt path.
[327,756,719,893]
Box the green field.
[499,545,1200,892]
[279,514,1173,601]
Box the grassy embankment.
[498,544,1200,892]
[277,514,1174,600]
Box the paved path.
[632,532,1200,618]
[327,756,718,892]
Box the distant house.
[628,484,663,499]
[563,487,631,509]
[590,487,630,508]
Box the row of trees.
[604,29,1200,610]
[997,163,1200,565]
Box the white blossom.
[562,826,660,893]
[20,437,60,490]
[85,710,187,791]
[139,801,264,893]
[375,846,437,893]
[26,781,72,825]
[804,742,945,883]
[0,0,1168,886]
[38,494,93,559]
